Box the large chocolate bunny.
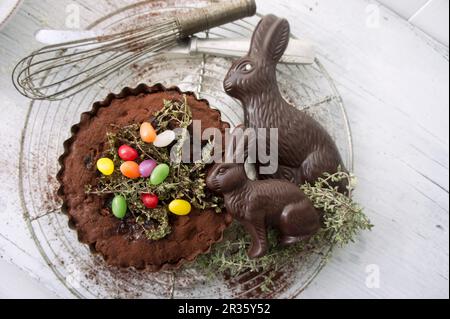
[224,15,347,192]
[206,134,320,259]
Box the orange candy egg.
[120,161,141,179]
[140,122,157,143]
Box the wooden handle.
[176,0,257,37]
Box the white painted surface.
[377,0,429,19]
[409,0,449,46]
[0,0,22,29]
[378,0,449,46]
[0,0,448,299]
[0,259,57,299]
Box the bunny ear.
[249,15,290,64]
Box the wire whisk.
[13,0,256,101]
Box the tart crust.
[57,83,232,271]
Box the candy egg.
[169,199,192,216]
[112,195,127,219]
[150,164,170,185]
[139,159,157,178]
[97,158,114,176]
[118,145,138,161]
[141,194,159,209]
[140,122,157,143]
[120,161,141,179]
[153,130,176,148]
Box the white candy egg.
[153,130,176,148]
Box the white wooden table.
[0,0,448,299]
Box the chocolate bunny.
[224,14,347,192]
[206,135,320,259]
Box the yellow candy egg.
[97,158,114,176]
[168,200,192,216]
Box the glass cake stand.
[18,0,353,299]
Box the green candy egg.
[150,164,170,186]
[112,195,127,219]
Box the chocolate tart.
[57,83,232,271]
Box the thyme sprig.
[301,169,374,246]
[195,170,373,290]
[86,97,223,241]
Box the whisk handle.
[176,0,257,37]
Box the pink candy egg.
[118,145,138,161]
[139,159,158,178]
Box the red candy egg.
[118,145,138,161]
[141,194,159,209]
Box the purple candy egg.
[139,159,158,178]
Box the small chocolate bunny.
[224,14,347,192]
[206,136,320,258]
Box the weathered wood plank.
[0,0,448,298]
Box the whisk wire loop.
[12,0,257,100]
